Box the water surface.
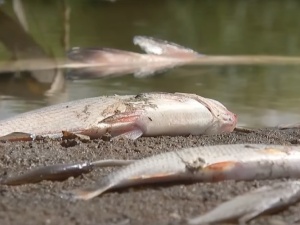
[0,0,300,127]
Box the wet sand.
[1,128,300,225]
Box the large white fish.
[62,144,300,200]
[0,92,236,141]
[187,181,300,225]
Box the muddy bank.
[0,128,300,225]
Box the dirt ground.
[0,128,300,225]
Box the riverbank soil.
[0,128,300,225]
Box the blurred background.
[0,0,300,127]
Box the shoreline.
[0,128,300,225]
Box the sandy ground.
[0,128,300,225]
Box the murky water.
[0,0,300,127]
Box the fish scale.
[65,144,300,200]
[0,95,128,137]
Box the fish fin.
[62,112,143,140]
[0,132,40,142]
[203,161,240,181]
[61,183,110,201]
[133,36,203,58]
[98,111,144,139]
[204,161,238,171]
[67,47,141,64]
[115,128,143,140]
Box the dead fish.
[0,92,236,141]
[67,36,203,78]
[62,144,300,200]
[187,181,300,225]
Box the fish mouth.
[221,113,238,133]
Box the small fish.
[0,92,236,141]
[187,181,300,225]
[62,144,300,200]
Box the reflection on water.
[0,0,300,127]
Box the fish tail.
[61,182,111,201]
[133,35,203,58]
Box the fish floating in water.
[0,92,237,141]
[187,181,300,225]
[67,35,300,79]
[67,36,203,79]
[62,144,300,200]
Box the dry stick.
[234,126,255,133]
[0,159,135,185]
[1,55,300,74]
[62,0,71,52]
[13,0,28,32]
[278,122,300,129]
[187,55,300,66]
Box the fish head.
[217,110,237,133]
[204,99,237,134]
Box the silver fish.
[187,181,300,225]
[63,144,300,200]
[0,92,236,140]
